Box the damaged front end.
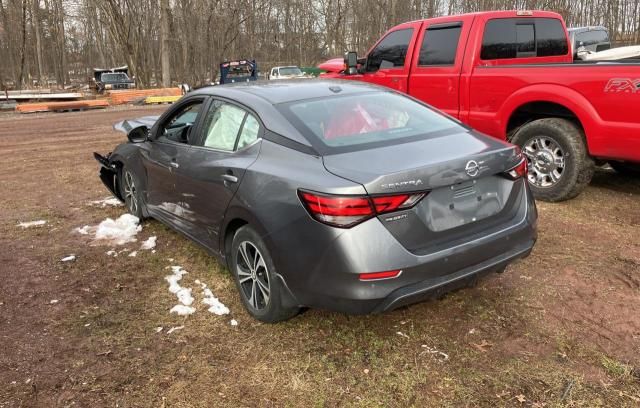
[93,152,122,200]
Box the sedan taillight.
[299,190,426,228]
[504,158,528,180]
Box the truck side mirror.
[344,51,358,75]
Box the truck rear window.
[277,91,466,155]
[481,18,568,60]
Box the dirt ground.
[0,107,638,407]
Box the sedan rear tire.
[230,226,300,323]
[512,118,594,202]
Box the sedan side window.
[236,113,260,149]
[201,102,245,151]
[159,101,203,144]
[200,101,262,151]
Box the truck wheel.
[512,118,594,202]
[609,161,640,177]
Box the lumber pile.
[108,88,182,105]
[16,99,109,114]
[144,95,182,104]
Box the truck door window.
[419,23,462,65]
[481,18,568,60]
[366,29,414,72]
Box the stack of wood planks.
[144,95,182,104]
[108,87,182,105]
[16,99,109,114]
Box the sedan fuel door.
[179,99,262,249]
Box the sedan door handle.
[221,174,238,183]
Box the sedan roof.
[190,79,382,105]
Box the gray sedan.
[95,80,537,322]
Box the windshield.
[279,91,466,154]
[227,66,252,78]
[279,67,303,76]
[101,73,129,82]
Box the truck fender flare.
[499,84,602,144]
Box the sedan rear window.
[278,91,466,154]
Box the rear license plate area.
[426,180,502,231]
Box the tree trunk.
[160,0,171,87]
[32,0,44,85]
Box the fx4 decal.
[604,78,640,93]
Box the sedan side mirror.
[127,125,149,143]
[344,51,358,75]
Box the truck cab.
[321,11,640,201]
[268,66,305,80]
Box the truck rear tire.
[511,118,594,202]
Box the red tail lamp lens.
[504,159,528,180]
[359,270,402,281]
[299,191,426,228]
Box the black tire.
[511,118,594,202]
[230,226,300,323]
[609,161,640,177]
[118,165,145,219]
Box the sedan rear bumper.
[270,182,537,315]
[372,242,533,313]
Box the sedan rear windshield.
[277,91,466,154]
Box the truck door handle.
[222,174,238,183]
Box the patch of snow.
[140,236,157,250]
[50,299,59,304]
[91,197,124,207]
[128,251,138,257]
[106,250,117,257]
[61,255,76,262]
[75,225,92,235]
[196,281,229,315]
[94,214,141,245]
[154,327,163,333]
[230,319,238,326]
[18,220,46,228]
[166,325,184,334]
[165,266,195,315]
[151,250,156,254]
[202,288,229,315]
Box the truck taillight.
[298,190,426,228]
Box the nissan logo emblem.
[465,160,479,177]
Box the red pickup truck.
[320,10,640,201]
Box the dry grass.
[0,108,639,407]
